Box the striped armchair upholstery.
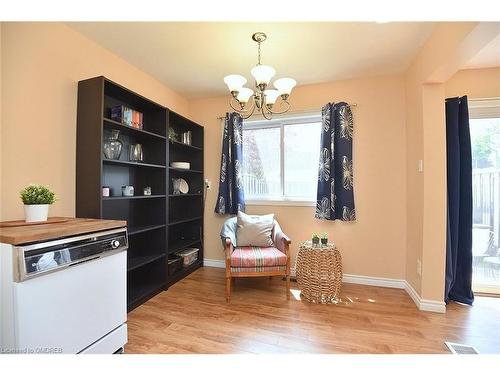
[221,216,291,302]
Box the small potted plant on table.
[312,233,320,246]
[20,184,56,222]
[321,232,328,246]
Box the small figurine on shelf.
[312,233,320,246]
[122,185,134,197]
[168,128,178,143]
[321,232,328,246]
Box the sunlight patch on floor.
[290,289,302,301]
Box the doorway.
[470,99,500,295]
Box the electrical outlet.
[204,179,211,190]
[417,259,422,276]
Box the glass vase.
[103,130,123,160]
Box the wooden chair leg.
[286,274,291,300]
[226,277,231,302]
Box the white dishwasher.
[0,227,128,354]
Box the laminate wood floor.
[126,267,500,354]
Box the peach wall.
[404,22,499,302]
[420,83,447,300]
[445,67,500,98]
[189,75,408,279]
[404,23,478,299]
[0,23,189,220]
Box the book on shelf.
[110,105,143,129]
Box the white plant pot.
[24,204,49,223]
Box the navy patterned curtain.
[315,102,355,221]
[215,112,245,214]
[445,96,474,305]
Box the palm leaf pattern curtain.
[315,102,355,221]
[215,112,245,214]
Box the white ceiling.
[69,22,437,99]
[464,32,500,69]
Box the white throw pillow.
[237,211,274,226]
[236,221,275,247]
[236,211,275,247]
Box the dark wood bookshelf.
[167,110,204,283]
[168,193,202,197]
[169,140,203,151]
[169,239,202,253]
[103,194,166,200]
[104,159,166,169]
[128,253,166,272]
[128,224,167,236]
[76,76,204,312]
[166,259,203,287]
[104,117,167,140]
[128,279,165,311]
[168,216,203,226]
[168,167,203,173]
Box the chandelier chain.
[257,41,261,65]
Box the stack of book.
[111,105,143,129]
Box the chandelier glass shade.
[223,32,296,120]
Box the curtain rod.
[217,103,357,120]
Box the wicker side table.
[296,241,343,303]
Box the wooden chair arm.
[275,230,291,255]
[281,233,292,246]
[224,237,233,258]
[283,236,291,257]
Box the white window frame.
[468,97,500,295]
[469,98,500,119]
[242,112,321,207]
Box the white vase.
[24,204,49,223]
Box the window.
[242,114,322,205]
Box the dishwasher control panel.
[14,228,128,282]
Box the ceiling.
[464,32,500,70]
[69,22,437,99]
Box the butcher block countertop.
[0,217,127,245]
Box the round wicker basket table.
[296,241,343,303]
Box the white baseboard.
[203,258,446,313]
[203,258,225,268]
[404,281,446,313]
[342,274,406,289]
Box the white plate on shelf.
[171,162,190,169]
[179,178,189,194]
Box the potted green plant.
[20,184,56,222]
[321,232,328,246]
[312,232,320,246]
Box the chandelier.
[223,32,296,120]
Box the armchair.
[221,216,291,302]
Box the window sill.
[245,199,316,207]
